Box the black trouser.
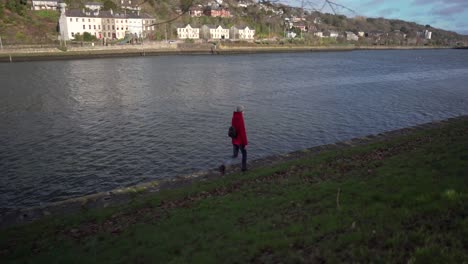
[233,144,247,170]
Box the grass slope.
[0,9,59,44]
[1,117,467,263]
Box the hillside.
[0,0,466,45]
[0,1,60,45]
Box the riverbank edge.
[0,45,452,62]
[1,115,466,229]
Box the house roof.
[175,24,201,29]
[65,9,153,19]
[202,24,218,29]
[236,25,253,30]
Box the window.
[76,18,78,22]
[112,25,115,30]
[71,32,75,37]
[83,25,85,29]
[89,25,91,29]
[88,19,90,22]
[82,18,84,22]
[98,25,101,30]
[94,25,96,29]
[70,18,72,22]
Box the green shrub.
[0,2,4,19]
[15,31,26,41]
[74,32,97,42]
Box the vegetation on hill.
[0,0,466,45]
[0,0,59,45]
[1,117,467,262]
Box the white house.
[324,30,338,38]
[345,31,358,41]
[127,13,143,38]
[238,1,253,7]
[230,26,255,40]
[189,5,204,17]
[84,2,103,11]
[32,0,58,10]
[313,31,323,38]
[424,29,432,40]
[120,0,142,11]
[113,13,128,39]
[58,3,154,41]
[60,8,103,40]
[201,25,229,40]
[287,31,297,38]
[101,11,116,39]
[177,24,200,39]
[141,14,155,37]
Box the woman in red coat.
[231,105,248,171]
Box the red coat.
[231,111,248,146]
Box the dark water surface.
[1,50,468,210]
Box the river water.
[1,49,467,211]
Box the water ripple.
[1,50,468,210]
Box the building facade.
[189,6,204,17]
[177,24,200,39]
[204,7,231,18]
[201,25,229,39]
[32,0,58,10]
[230,26,255,40]
[345,31,358,41]
[58,4,155,41]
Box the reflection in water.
[0,50,468,210]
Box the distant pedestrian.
[231,105,248,171]
[219,105,249,175]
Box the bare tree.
[144,0,355,27]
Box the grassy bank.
[1,117,467,263]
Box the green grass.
[34,10,59,21]
[1,118,467,263]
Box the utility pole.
[165,24,167,42]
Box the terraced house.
[177,24,200,39]
[31,0,59,10]
[230,26,255,40]
[200,25,230,40]
[58,3,155,41]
